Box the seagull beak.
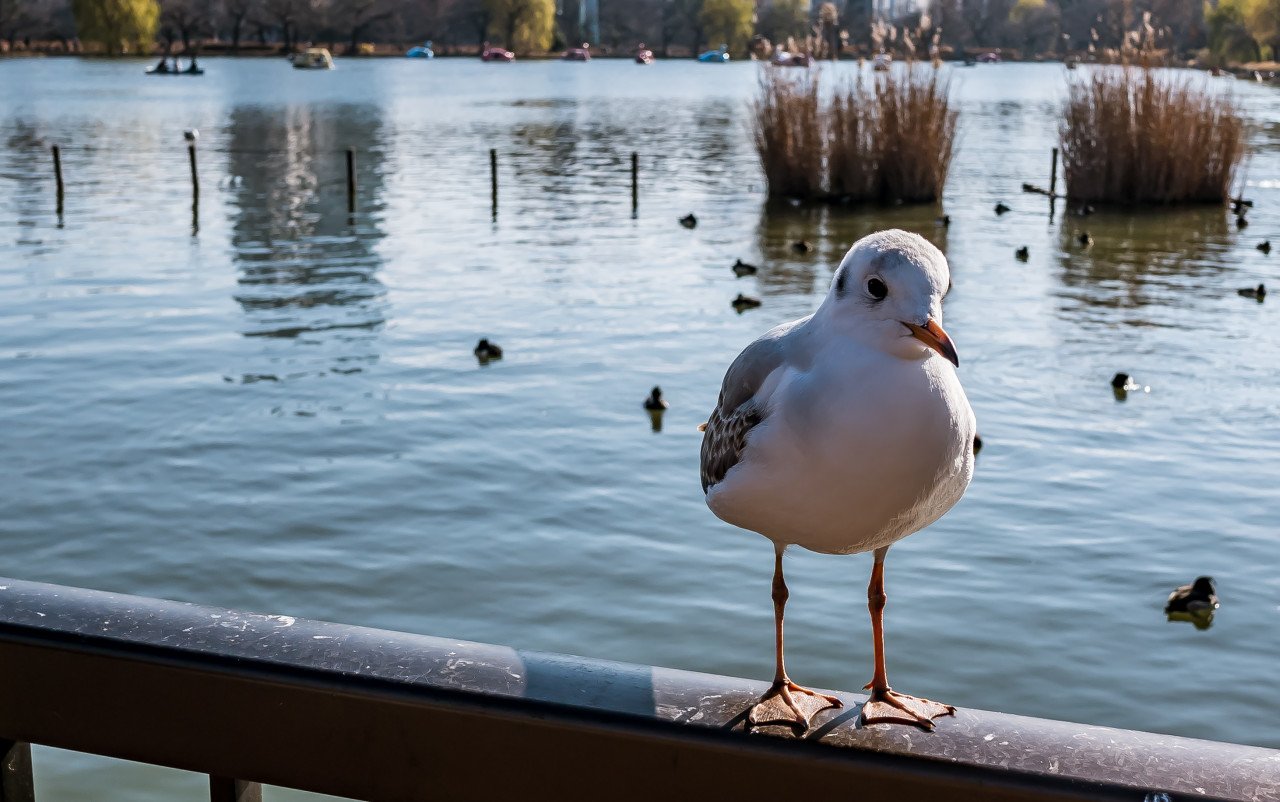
[904,319,960,367]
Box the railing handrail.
[1,577,1277,802]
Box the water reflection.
[1053,207,1231,315]
[753,200,949,297]
[225,105,388,374]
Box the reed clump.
[1060,67,1246,205]
[753,66,957,203]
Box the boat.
[698,44,729,63]
[146,56,203,75]
[481,42,515,62]
[406,41,434,58]
[635,43,654,64]
[873,52,891,71]
[977,51,1001,63]
[562,43,590,61]
[771,49,811,67]
[293,48,334,69]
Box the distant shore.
[2,42,1278,79]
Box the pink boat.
[562,43,591,61]
[770,50,811,67]
[480,42,514,62]
[635,43,654,64]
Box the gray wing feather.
[700,320,803,493]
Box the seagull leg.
[749,544,842,730]
[860,547,955,731]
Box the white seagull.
[700,229,975,731]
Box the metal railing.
[0,577,1277,801]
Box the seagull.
[700,230,975,731]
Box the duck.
[731,293,762,312]
[936,214,951,228]
[994,202,1010,215]
[1110,372,1136,390]
[1077,231,1093,247]
[1015,246,1029,261]
[1236,214,1249,230]
[643,386,669,411]
[1258,240,1271,254]
[791,240,813,253]
[474,338,503,362]
[732,258,759,277]
[680,213,698,229]
[1164,576,1219,614]
[1237,283,1266,300]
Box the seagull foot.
[860,686,955,731]
[749,679,842,730]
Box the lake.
[1,56,1277,799]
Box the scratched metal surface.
[2,578,1278,801]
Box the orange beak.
[904,319,959,367]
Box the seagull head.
[824,229,959,367]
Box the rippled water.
[2,57,1278,799]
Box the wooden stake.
[188,143,199,201]
[631,151,638,211]
[52,145,64,215]
[490,148,498,216]
[1050,147,1059,198]
[346,148,356,214]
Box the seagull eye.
[867,277,888,301]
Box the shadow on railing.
[1,577,1277,802]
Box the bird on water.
[699,230,975,731]
[643,386,669,411]
[732,258,759,277]
[680,213,698,229]
[1165,576,1219,614]
[474,338,503,363]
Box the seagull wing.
[699,323,797,493]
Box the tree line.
[1,0,1276,65]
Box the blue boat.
[698,45,729,63]
[406,41,434,59]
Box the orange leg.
[748,544,842,729]
[860,548,955,731]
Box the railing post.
[0,740,34,802]
[631,151,638,212]
[489,147,498,219]
[1050,147,1059,198]
[210,776,261,802]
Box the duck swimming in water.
[1258,240,1271,254]
[791,240,813,253]
[731,293,762,312]
[644,386,669,411]
[1238,283,1266,300]
[474,338,503,363]
[680,213,698,229]
[1015,246,1029,261]
[994,202,1010,215]
[1077,231,1093,247]
[732,258,759,277]
[1165,576,1219,614]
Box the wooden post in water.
[346,148,356,214]
[631,151,638,212]
[489,148,498,217]
[188,143,199,201]
[1050,147,1059,198]
[51,145,64,215]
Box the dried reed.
[754,66,957,203]
[752,69,825,200]
[1060,67,1246,205]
